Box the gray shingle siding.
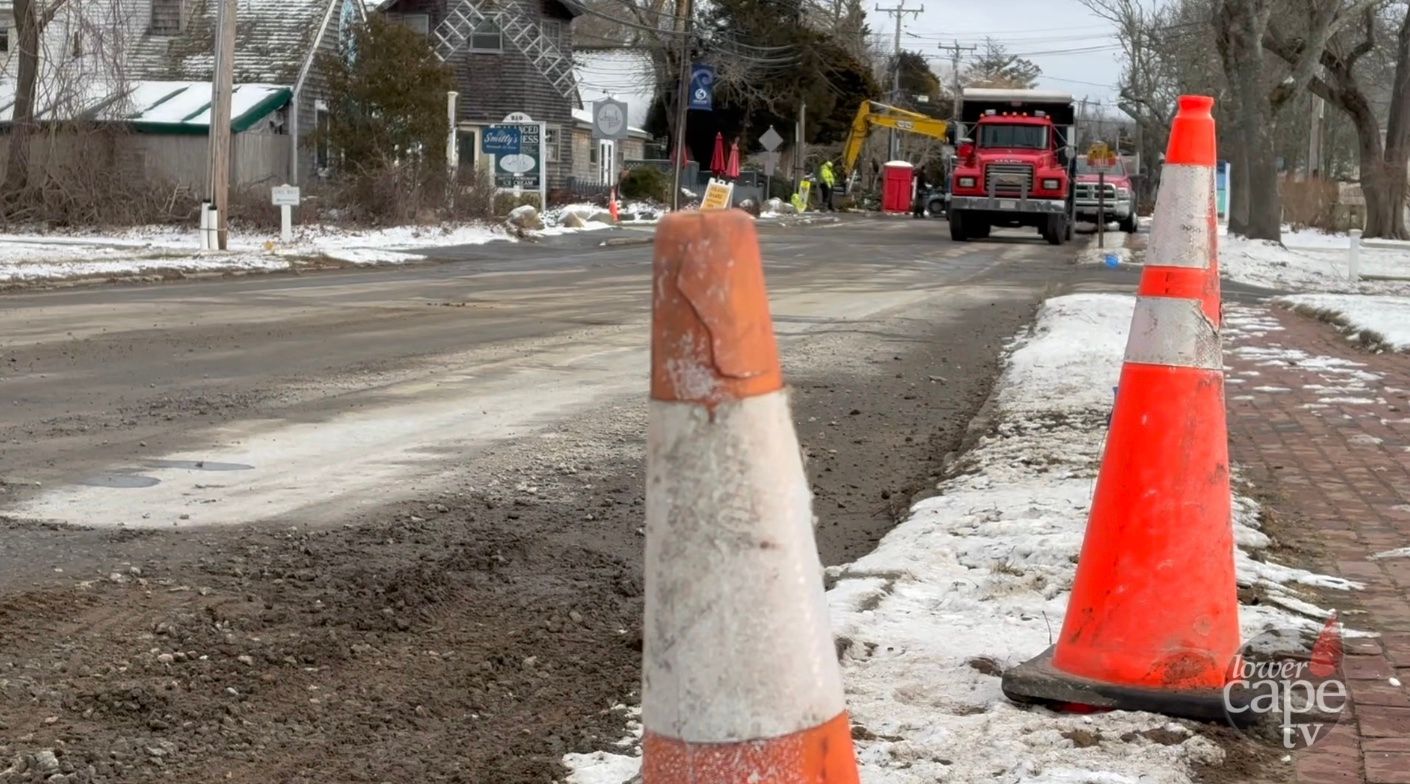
[122,0,364,184]
[380,0,578,187]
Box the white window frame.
[469,17,501,53]
[541,19,564,52]
[545,125,561,164]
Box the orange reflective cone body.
[1003,96,1245,720]
[643,209,860,783]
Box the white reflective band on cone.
[644,392,846,743]
[1124,296,1222,370]
[1146,164,1215,269]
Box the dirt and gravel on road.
[0,224,1083,783]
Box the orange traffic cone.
[1002,96,1246,722]
[609,187,621,223]
[643,209,860,783]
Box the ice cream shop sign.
[483,112,547,205]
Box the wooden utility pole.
[207,0,237,250]
[876,1,920,160]
[937,40,976,127]
[670,0,695,211]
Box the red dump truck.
[948,89,1077,245]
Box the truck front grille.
[985,164,1034,196]
[1076,183,1119,200]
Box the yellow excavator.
[840,101,951,183]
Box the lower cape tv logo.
[1224,613,1349,749]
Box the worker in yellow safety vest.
[819,159,837,212]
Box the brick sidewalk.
[1224,304,1410,784]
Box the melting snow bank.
[0,221,546,285]
[561,293,1355,784]
[1276,294,1410,352]
[1220,230,1410,295]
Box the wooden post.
[669,0,694,211]
[1098,171,1106,249]
[207,0,237,251]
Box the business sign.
[701,178,734,211]
[482,125,522,156]
[593,99,628,141]
[494,124,542,190]
[270,184,301,206]
[689,64,715,111]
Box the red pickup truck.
[1074,156,1137,233]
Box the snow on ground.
[1221,229,1410,294]
[563,293,1354,784]
[542,201,665,231]
[1275,294,1410,352]
[1225,305,1390,409]
[0,219,587,284]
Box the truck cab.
[948,89,1076,245]
[1075,155,1137,232]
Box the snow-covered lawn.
[0,220,578,285]
[564,293,1353,783]
[1276,294,1410,352]
[1222,228,1410,294]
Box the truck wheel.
[1120,214,1138,233]
[971,222,991,239]
[928,199,945,218]
[1043,215,1065,246]
[949,211,968,242]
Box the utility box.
[883,161,915,214]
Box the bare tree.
[1265,2,1408,238]
[1213,0,1381,241]
[2,0,73,206]
[584,0,689,151]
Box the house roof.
[126,0,362,86]
[0,79,292,133]
[574,49,656,129]
[377,0,584,18]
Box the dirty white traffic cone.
[643,209,860,783]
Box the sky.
[880,0,1126,109]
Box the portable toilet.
[882,161,915,214]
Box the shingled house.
[378,0,582,188]
[125,0,368,184]
[0,0,366,188]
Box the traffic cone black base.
[1002,646,1254,725]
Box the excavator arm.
[840,102,950,178]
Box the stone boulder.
[506,205,544,232]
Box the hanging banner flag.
[689,64,715,111]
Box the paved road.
[0,217,1127,783]
[1,218,1093,534]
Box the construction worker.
[912,164,929,218]
[819,159,837,212]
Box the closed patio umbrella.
[709,132,726,176]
